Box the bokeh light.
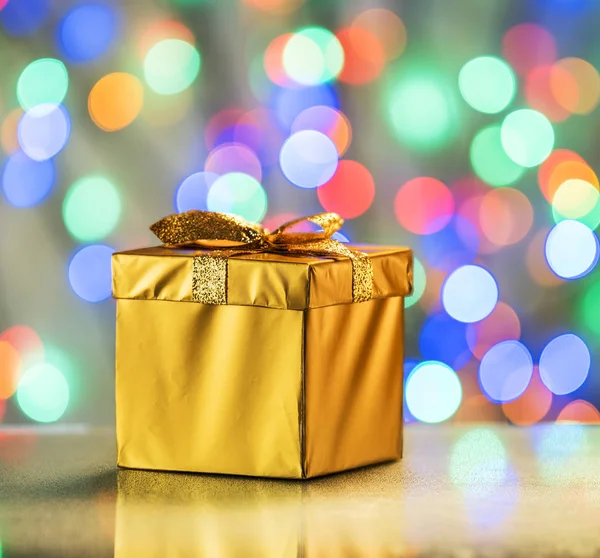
[459,57,516,114]
[0,0,49,37]
[1,108,23,154]
[442,265,498,323]
[139,20,195,57]
[405,361,462,423]
[205,143,262,182]
[479,188,534,247]
[175,171,218,212]
[57,3,119,63]
[280,130,338,188]
[479,340,534,403]
[466,301,521,360]
[144,39,201,95]
[405,257,426,309]
[421,216,479,271]
[502,23,557,77]
[578,281,600,337]
[538,149,589,202]
[502,367,552,425]
[2,151,55,208]
[551,58,600,115]
[17,58,68,111]
[282,27,343,86]
[68,244,115,303]
[470,125,525,187]
[0,325,44,364]
[336,27,385,85]
[552,179,600,229]
[539,333,590,395]
[89,73,144,132]
[524,65,572,123]
[545,220,599,279]
[0,340,22,399]
[351,8,406,61]
[63,176,122,242]
[207,172,267,223]
[243,0,304,15]
[18,103,71,161]
[16,363,69,422]
[291,106,352,156]
[394,177,454,234]
[264,34,295,88]
[273,83,339,129]
[501,109,554,167]
[419,314,471,370]
[557,400,600,424]
[386,71,458,152]
[317,160,375,219]
[527,228,565,287]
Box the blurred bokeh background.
[0,0,599,427]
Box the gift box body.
[112,245,412,478]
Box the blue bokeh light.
[479,340,534,403]
[0,0,49,37]
[419,313,472,370]
[1,151,55,208]
[421,215,479,271]
[57,3,118,63]
[539,333,590,395]
[68,244,115,302]
[18,104,71,161]
[175,171,219,212]
[272,84,339,129]
[442,264,499,323]
[405,360,462,423]
[545,220,599,279]
[279,130,338,188]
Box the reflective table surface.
[1,424,599,557]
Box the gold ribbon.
[150,210,374,305]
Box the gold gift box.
[112,214,412,479]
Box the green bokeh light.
[207,172,268,223]
[501,109,554,167]
[578,281,600,336]
[552,179,600,229]
[470,125,525,186]
[459,56,516,114]
[283,27,344,86]
[17,58,69,110]
[16,363,70,423]
[406,257,426,308]
[144,39,201,95]
[385,71,459,152]
[63,176,122,242]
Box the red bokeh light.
[502,23,557,77]
[502,367,553,425]
[336,27,386,85]
[557,400,600,424]
[317,160,375,219]
[394,177,454,234]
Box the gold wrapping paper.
[113,239,412,478]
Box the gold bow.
[150,210,374,305]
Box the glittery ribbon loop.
[150,210,373,305]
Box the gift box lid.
[112,244,413,311]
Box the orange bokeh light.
[264,34,294,87]
[418,268,446,314]
[557,400,600,424]
[89,73,144,132]
[546,160,599,203]
[538,149,586,201]
[1,108,23,155]
[525,66,571,122]
[139,20,195,58]
[551,58,600,115]
[352,8,407,61]
[242,0,304,15]
[479,188,533,247]
[336,27,385,85]
[0,341,21,400]
[502,367,552,425]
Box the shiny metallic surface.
[2,425,600,556]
